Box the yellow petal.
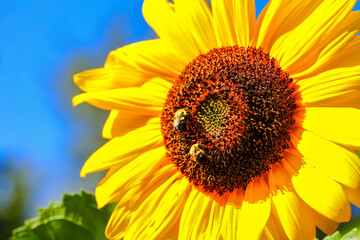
[143,0,205,60]
[269,0,356,71]
[302,107,360,148]
[232,0,255,47]
[73,78,170,114]
[285,153,351,222]
[237,176,271,239]
[292,11,360,78]
[80,118,163,176]
[303,90,360,109]
[179,189,223,240]
[105,39,187,79]
[298,67,360,108]
[253,0,282,51]
[168,218,181,240]
[125,174,191,240]
[221,189,244,240]
[211,0,237,47]
[312,210,340,235]
[310,37,360,72]
[106,206,131,240]
[297,131,360,190]
[102,110,155,139]
[172,0,217,52]
[95,146,166,207]
[294,38,360,107]
[269,164,315,240]
[73,68,149,93]
[212,0,255,47]
[105,166,179,240]
[260,208,289,240]
[342,184,360,208]
[204,198,225,239]
[254,0,322,53]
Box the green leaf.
[11,191,115,240]
[341,228,360,240]
[323,231,342,240]
[319,228,360,240]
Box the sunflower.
[73,0,360,239]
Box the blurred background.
[0,0,359,239]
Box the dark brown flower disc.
[161,46,298,194]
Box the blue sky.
[0,0,156,216]
[0,0,151,162]
[0,0,359,218]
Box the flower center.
[161,46,298,194]
[196,96,229,136]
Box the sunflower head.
[73,0,360,239]
[161,46,298,194]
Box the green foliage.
[318,227,360,240]
[0,170,27,239]
[11,191,115,240]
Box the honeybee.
[174,109,188,133]
[189,143,211,164]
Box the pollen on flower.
[161,46,298,194]
[196,96,230,136]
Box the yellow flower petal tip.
[72,94,84,107]
[73,0,360,239]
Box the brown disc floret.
[161,46,298,194]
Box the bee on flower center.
[174,109,188,133]
[189,143,211,164]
